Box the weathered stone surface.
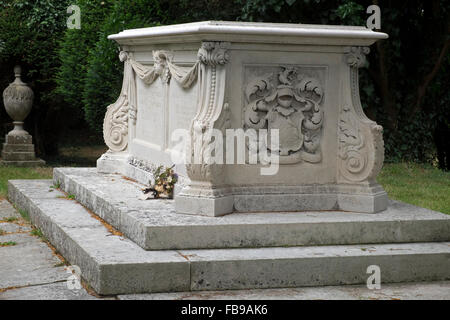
[0,282,99,300]
[0,233,36,245]
[119,281,450,300]
[0,200,20,219]
[182,243,450,291]
[2,143,34,153]
[2,151,37,161]
[3,66,34,125]
[1,133,45,166]
[0,233,68,289]
[5,134,32,145]
[0,222,31,233]
[7,178,450,295]
[8,179,190,295]
[0,201,99,300]
[1,66,44,167]
[54,167,450,250]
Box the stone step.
[118,281,450,300]
[8,179,450,295]
[1,151,37,161]
[53,168,450,250]
[2,143,35,153]
[0,159,45,167]
[4,134,32,145]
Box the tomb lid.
[109,20,388,46]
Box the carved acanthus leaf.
[338,105,369,182]
[197,42,230,66]
[345,46,370,68]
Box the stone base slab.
[97,153,388,215]
[5,134,32,145]
[96,152,187,195]
[2,151,37,161]
[0,159,46,167]
[119,281,450,300]
[2,143,35,153]
[1,133,44,166]
[7,179,450,295]
[53,167,450,250]
[175,193,234,217]
[176,183,388,216]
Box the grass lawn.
[0,144,106,200]
[0,162,448,214]
[378,162,450,214]
[0,166,53,200]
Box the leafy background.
[0,0,449,168]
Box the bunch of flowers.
[142,165,178,199]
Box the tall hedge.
[55,0,113,128]
[240,0,450,164]
[2,0,446,165]
[0,0,70,154]
[82,0,170,133]
[81,0,241,133]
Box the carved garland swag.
[103,43,225,152]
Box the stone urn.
[1,65,44,166]
[3,65,34,136]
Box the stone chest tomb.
[9,21,450,296]
[98,21,389,216]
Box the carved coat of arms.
[243,67,324,164]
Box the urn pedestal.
[1,66,45,167]
[98,21,389,216]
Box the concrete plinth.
[1,134,45,167]
[53,167,450,251]
[7,167,450,295]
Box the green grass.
[57,193,76,200]
[51,181,61,189]
[0,241,17,247]
[30,228,48,242]
[30,228,44,238]
[378,163,450,214]
[17,208,30,222]
[0,166,53,199]
[0,163,448,215]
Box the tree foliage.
[240,0,450,164]
[0,0,448,166]
[0,0,70,155]
[55,0,113,127]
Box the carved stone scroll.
[338,46,384,183]
[103,52,132,152]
